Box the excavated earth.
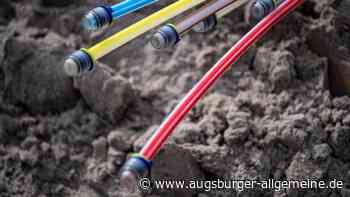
[0,0,350,196]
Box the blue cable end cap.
[151,25,180,49]
[119,155,152,192]
[82,6,113,31]
[192,15,217,33]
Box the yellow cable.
[87,0,209,60]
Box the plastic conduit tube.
[82,0,160,31]
[216,0,246,18]
[111,0,159,19]
[192,0,247,33]
[119,0,304,189]
[64,0,210,77]
[151,0,248,49]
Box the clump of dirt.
[74,63,136,124]
[1,23,80,113]
[0,0,350,197]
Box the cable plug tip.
[250,2,265,21]
[64,58,80,77]
[119,155,152,193]
[192,15,217,33]
[151,25,179,49]
[151,32,167,49]
[82,6,112,31]
[82,12,99,31]
[120,170,140,193]
[64,50,94,77]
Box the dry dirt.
[0,0,350,197]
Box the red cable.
[140,0,304,160]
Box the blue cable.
[82,0,159,31]
[111,0,159,19]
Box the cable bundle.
[64,0,250,77]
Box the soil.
[0,0,350,197]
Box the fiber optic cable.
[82,0,160,31]
[64,0,210,77]
[119,0,304,192]
[216,0,246,18]
[151,0,248,49]
[192,0,246,32]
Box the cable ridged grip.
[151,25,180,49]
[119,155,152,193]
[82,6,113,31]
[250,0,278,22]
[64,50,94,77]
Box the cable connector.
[192,15,217,33]
[64,49,94,77]
[119,154,152,193]
[150,25,180,49]
[82,6,113,31]
[250,0,284,22]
